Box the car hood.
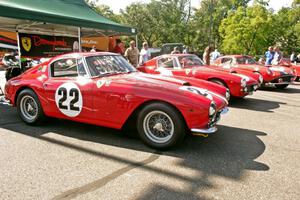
[93,72,228,106]
[235,64,265,71]
[189,66,242,82]
[269,66,294,75]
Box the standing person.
[272,46,282,65]
[124,40,139,67]
[290,51,296,62]
[265,46,274,66]
[113,39,123,55]
[171,46,180,54]
[203,46,212,65]
[183,46,189,54]
[139,42,151,65]
[211,49,221,62]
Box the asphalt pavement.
[0,83,299,200]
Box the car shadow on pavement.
[0,104,269,199]
[229,97,286,113]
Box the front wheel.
[137,103,186,149]
[275,84,289,89]
[17,89,45,125]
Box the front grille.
[271,75,294,83]
[208,110,222,127]
[247,85,256,92]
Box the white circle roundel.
[55,83,83,117]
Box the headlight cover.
[209,101,217,117]
[225,88,231,101]
[241,78,247,87]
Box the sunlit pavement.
[0,83,299,200]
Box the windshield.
[236,56,257,64]
[85,55,137,77]
[178,55,205,68]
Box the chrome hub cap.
[20,95,38,121]
[143,111,174,144]
[153,122,164,132]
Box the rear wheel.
[275,84,289,89]
[137,103,186,149]
[17,89,45,125]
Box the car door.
[42,57,94,121]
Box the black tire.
[275,84,289,89]
[16,89,45,125]
[137,102,186,150]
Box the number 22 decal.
[58,87,80,111]
[55,83,83,117]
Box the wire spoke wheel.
[20,95,38,122]
[143,110,174,144]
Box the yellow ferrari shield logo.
[21,37,31,52]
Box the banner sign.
[18,33,79,58]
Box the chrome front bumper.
[191,107,228,137]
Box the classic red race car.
[138,54,259,98]
[214,55,296,89]
[4,52,229,149]
[278,58,300,81]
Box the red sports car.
[4,52,228,149]
[214,55,296,89]
[278,58,300,81]
[138,54,259,98]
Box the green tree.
[120,0,192,47]
[219,5,273,55]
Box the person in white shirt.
[211,49,221,62]
[139,42,151,65]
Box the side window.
[158,57,175,68]
[51,58,87,77]
[221,58,232,65]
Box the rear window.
[51,58,87,77]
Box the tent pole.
[135,34,138,49]
[78,27,82,52]
[16,30,21,67]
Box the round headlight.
[241,79,247,87]
[209,101,217,117]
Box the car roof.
[48,52,119,62]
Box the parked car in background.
[4,52,229,149]
[138,54,259,98]
[214,55,296,89]
[278,58,300,81]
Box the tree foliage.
[86,0,300,55]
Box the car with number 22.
[4,52,229,149]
